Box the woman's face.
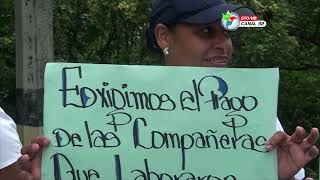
[163,22,234,67]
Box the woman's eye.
[201,27,210,33]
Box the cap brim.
[181,4,256,24]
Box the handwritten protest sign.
[43,63,279,180]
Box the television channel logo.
[221,11,267,31]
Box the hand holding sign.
[267,127,319,180]
[17,63,318,180]
[18,136,50,180]
[20,127,318,180]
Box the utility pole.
[15,0,53,144]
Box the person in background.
[18,0,319,180]
[0,106,49,180]
[0,107,22,179]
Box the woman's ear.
[154,23,172,50]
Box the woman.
[0,107,23,180]
[19,0,319,180]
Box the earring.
[163,47,169,55]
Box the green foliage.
[53,0,157,64]
[0,0,15,114]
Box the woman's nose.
[211,34,229,53]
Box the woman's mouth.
[203,56,228,67]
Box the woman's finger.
[289,126,306,144]
[304,145,319,163]
[18,154,32,172]
[17,170,34,180]
[31,136,51,147]
[298,128,319,152]
[266,131,289,151]
[20,143,40,159]
[30,143,44,180]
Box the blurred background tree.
[0,0,319,177]
[0,0,15,116]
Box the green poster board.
[42,63,279,180]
